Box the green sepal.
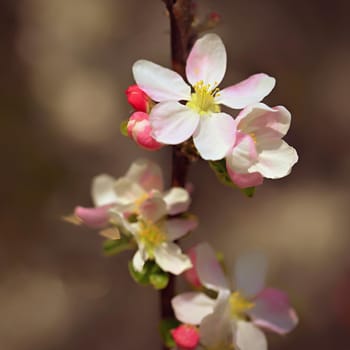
[128,260,152,285]
[209,159,255,197]
[159,318,180,348]
[241,186,255,198]
[120,120,129,137]
[103,235,134,256]
[128,260,170,290]
[149,264,169,290]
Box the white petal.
[132,60,191,102]
[166,217,198,241]
[163,187,191,215]
[251,140,298,179]
[186,33,227,88]
[235,321,267,350]
[139,195,167,222]
[91,174,118,207]
[236,103,291,139]
[172,292,215,325]
[199,290,234,349]
[216,74,275,109]
[193,113,236,160]
[196,242,230,292]
[113,177,146,206]
[235,252,267,298]
[132,250,146,272]
[226,132,258,173]
[125,158,164,192]
[154,242,192,275]
[150,101,200,144]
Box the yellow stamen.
[186,80,221,115]
[249,132,257,144]
[139,220,166,255]
[229,291,254,319]
[134,193,149,211]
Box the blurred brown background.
[1,0,350,349]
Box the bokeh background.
[1,0,350,349]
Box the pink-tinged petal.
[154,242,192,275]
[234,252,267,299]
[91,174,117,207]
[125,158,164,192]
[184,247,202,288]
[166,216,198,241]
[199,290,234,349]
[216,74,275,109]
[227,164,264,189]
[196,242,230,292]
[249,288,298,335]
[235,321,267,350]
[163,187,191,215]
[139,195,167,222]
[74,206,110,228]
[193,113,236,160]
[172,292,216,325]
[236,103,291,139]
[226,132,258,173]
[132,60,191,102]
[251,140,298,179]
[171,324,199,350]
[150,101,200,144]
[186,33,227,88]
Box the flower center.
[229,291,254,319]
[186,81,221,115]
[139,220,166,254]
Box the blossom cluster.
[74,159,196,276]
[67,30,300,350]
[125,33,298,189]
[69,158,298,350]
[171,243,298,350]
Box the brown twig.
[160,0,197,348]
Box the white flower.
[172,243,298,350]
[121,194,197,275]
[132,33,275,161]
[226,103,298,188]
[74,158,191,227]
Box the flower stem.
[160,1,195,349]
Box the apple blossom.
[74,158,190,228]
[172,243,298,350]
[127,111,163,151]
[225,103,298,188]
[117,194,197,275]
[132,33,275,161]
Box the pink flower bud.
[184,247,202,288]
[125,84,149,112]
[127,111,163,151]
[171,324,199,350]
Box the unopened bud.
[127,111,163,151]
[171,324,199,350]
[125,84,150,112]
